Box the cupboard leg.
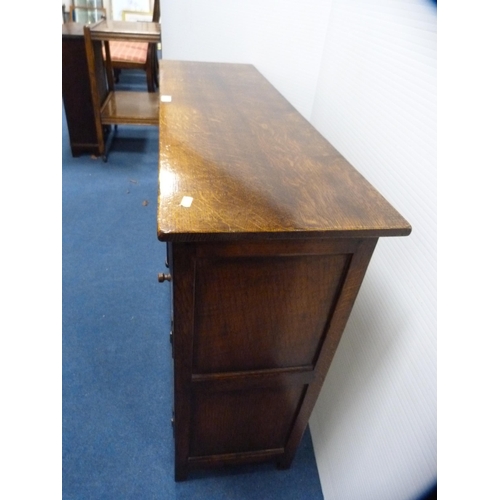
[174,464,188,482]
[276,457,292,470]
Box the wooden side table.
[82,20,161,160]
[156,60,412,481]
[62,21,161,158]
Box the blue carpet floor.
[62,71,324,499]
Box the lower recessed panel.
[189,385,305,457]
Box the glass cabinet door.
[72,0,106,24]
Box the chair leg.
[153,60,159,88]
[102,125,117,162]
[147,69,155,92]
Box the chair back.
[152,0,160,22]
[83,20,112,154]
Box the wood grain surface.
[157,60,411,242]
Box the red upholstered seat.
[104,41,148,64]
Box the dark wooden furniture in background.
[83,20,161,161]
[62,22,104,157]
[156,60,412,481]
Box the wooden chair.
[83,20,159,161]
[107,0,160,92]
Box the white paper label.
[180,196,193,208]
[161,95,172,103]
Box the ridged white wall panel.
[308,1,436,499]
[161,0,332,118]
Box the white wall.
[161,0,332,118]
[308,2,436,498]
[161,1,436,498]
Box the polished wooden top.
[157,60,411,242]
[89,20,161,42]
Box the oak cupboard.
[156,60,411,481]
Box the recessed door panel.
[190,385,305,457]
[193,253,350,373]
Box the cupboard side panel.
[279,238,378,468]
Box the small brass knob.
[158,273,172,282]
